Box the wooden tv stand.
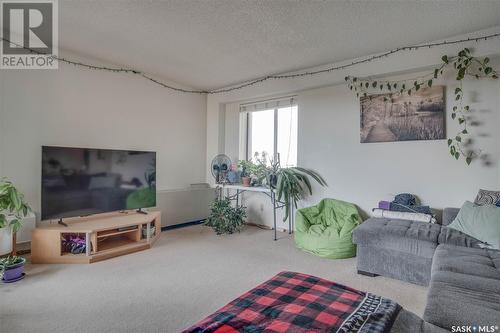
[31,211,161,264]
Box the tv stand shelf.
[31,211,161,264]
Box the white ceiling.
[59,0,500,90]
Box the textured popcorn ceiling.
[59,0,500,90]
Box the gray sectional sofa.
[353,208,500,331]
[424,244,500,329]
[353,208,482,286]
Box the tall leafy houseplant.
[0,178,31,256]
[276,167,327,222]
[0,178,31,234]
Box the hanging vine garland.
[345,48,498,165]
[1,32,500,94]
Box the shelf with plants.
[207,152,327,238]
[237,152,327,221]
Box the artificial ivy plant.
[345,48,498,164]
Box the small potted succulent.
[238,160,255,187]
[0,255,26,283]
[240,170,251,187]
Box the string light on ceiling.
[1,32,499,94]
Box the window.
[241,97,298,167]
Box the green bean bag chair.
[294,198,362,259]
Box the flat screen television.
[41,146,156,220]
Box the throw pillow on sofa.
[474,189,500,206]
[448,201,500,249]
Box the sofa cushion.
[441,207,460,226]
[474,189,500,206]
[438,225,484,248]
[424,245,500,330]
[432,244,500,281]
[447,201,500,249]
[352,218,441,258]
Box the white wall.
[0,53,210,226]
[297,66,500,219]
[207,27,500,228]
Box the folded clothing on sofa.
[378,193,433,215]
[372,208,437,223]
[393,193,416,206]
[389,202,432,215]
[378,201,433,214]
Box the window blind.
[239,95,297,112]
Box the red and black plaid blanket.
[183,271,401,333]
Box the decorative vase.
[1,257,26,283]
[241,177,251,187]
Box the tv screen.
[41,146,156,220]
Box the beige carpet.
[1,225,427,333]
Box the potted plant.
[205,198,247,235]
[238,160,255,187]
[276,167,327,221]
[240,153,327,222]
[253,152,279,188]
[0,178,32,256]
[0,255,26,283]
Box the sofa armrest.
[442,208,460,226]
